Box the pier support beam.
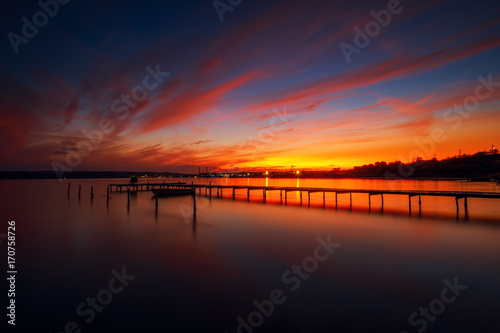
[192,189,196,215]
[285,191,287,205]
[67,183,71,198]
[381,194,384,213]
[456,196,460,219]
[350,193,352,211]
[419,195,422,217]
[300,191,302,206]
[335,192,338,210]
[308,192,311,207]
[323,192,326,208]
[263,189,266,203]
[464,197,468,220]
[233,188,236,200]
[78,185,81,200]
[368,194,371,213]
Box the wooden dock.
[106,182,500,219]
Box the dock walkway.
[107,182,500,219]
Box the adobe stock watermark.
[226,235,341,333]
[384,73,500,184]
[213,0,243,22]
[51,64,169,181]
[7,0,71,54]
[400,277,467,333]
[340,0,404,63]
[50,267,135,333]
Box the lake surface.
[1,178,499,332]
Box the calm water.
[1,178,500,332]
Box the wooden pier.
[106,182,500,219]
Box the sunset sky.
[1,0,500,173]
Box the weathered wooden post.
[67,183,71,198]
[91,186,94,200]
[335,192,338,210]
[107,187,110,205]
[419,195,422,216]
[464,197,468,220]
[78,185,81,200]
[192,188,196,215]
[323,191,325,208]
[381,194,384,213]
[350,193,352,211]
[368,194,371,213]
[308,192,311,207]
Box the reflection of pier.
[105,182,500,219]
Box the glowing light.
[296,170,300,174]
[265,171,269,175]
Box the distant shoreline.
[0,171,477,182]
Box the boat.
[151,188,194,197]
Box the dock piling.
[464,197,468,220]
[67,183,71,198]
[419,195,422,217]
[78,185,81,200]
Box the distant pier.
[105,182,500,219]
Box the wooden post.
[67,183,71,198]
[263,189,265,203]
[300,191,303,205]
[409,195,412,216]
[91,186,94,200]
[192,189,196,215]
[217,187,219,198]
[247,188,250,201]
[127,188,130,205]
[418,195,422,217]
[78,185,81,200]
[209,182,212,197]
[280,190,283,204]
[323,192,325,208]
[464,197,468,220]
[381,194,384,213]
[308,192,311,207]
[368,194,371,213]
[233,188,236,200]
[455,196,459,219]
[350,193,352,211]
[107,187,110,205]
[285,191,287,205]
[155,192,158,210]
[335,192,338,210]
